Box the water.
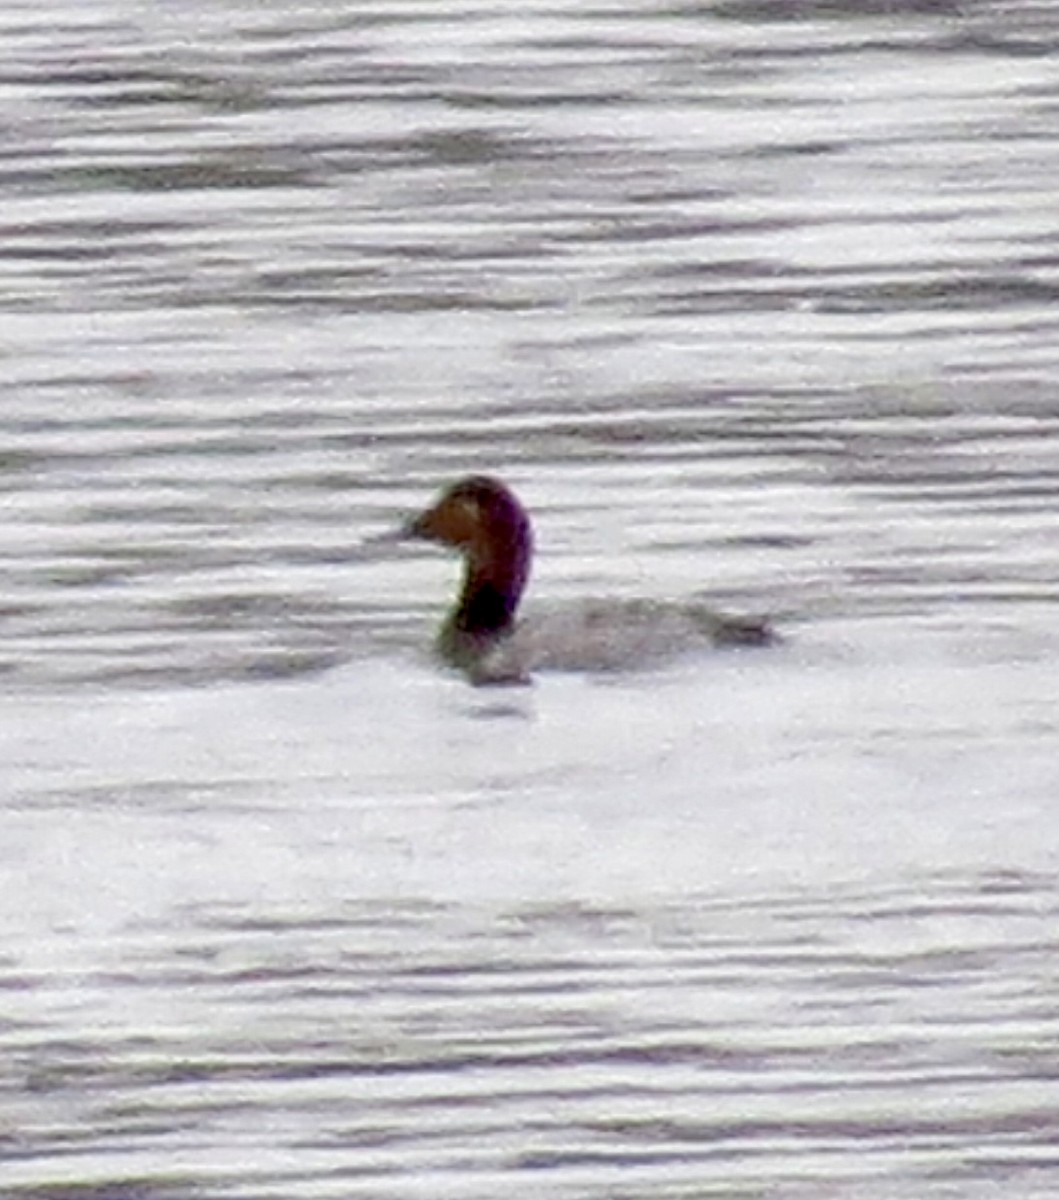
[2,0,1059,1195]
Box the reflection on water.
[2,0,1058,688]
[2,0,1059,1196]
[6,872,1059,1198]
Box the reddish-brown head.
[407,476,533,636]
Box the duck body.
[406,475,773,685]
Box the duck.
[404,475,774,685]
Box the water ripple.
[4,876,1059,1197]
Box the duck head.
[406,476,533,643]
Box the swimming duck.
[405,475,774,684]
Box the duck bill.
[402,508,439,542]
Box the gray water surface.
[2,1,1059,1196]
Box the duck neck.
[440,489,532,660]
[454,559,523,640]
